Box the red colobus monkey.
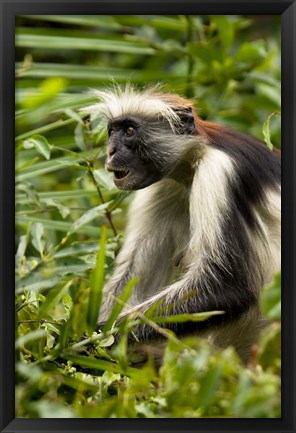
[83,85,281,362]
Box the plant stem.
[87,163,117,237]
[185,15,195,99]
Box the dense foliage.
[15,15,281,418]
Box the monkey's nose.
[108,145,116,158]
[105,157,115,171]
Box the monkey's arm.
[116,248,258,343]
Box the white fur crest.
[81,84,184,131]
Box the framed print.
[1,0,295,432]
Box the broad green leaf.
[211,16,234,52]
[235,40,266,64]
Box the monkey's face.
[105,115,172,190]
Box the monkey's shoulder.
[201,122,280,188]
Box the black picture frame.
[1,1,295,432]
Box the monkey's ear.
[174,107,196,135]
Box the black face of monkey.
[105,116,163,190]
[105,110,196,190]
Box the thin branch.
[87,162,118,237]
[185,15,195,99]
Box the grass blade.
[102,278,138,332]
[86,226,107,333]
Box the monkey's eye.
[125,126,135,137]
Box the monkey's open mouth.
[114,170,129,180]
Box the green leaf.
[256,83,281,107]
[262,112,281,151]
[93,168,117,192]
[22,15,126,30]
[16,181,41,207]
[211,16,234,52]
[188,41,222,65]
[16,118,76,142]
[69,203,110,234]
[151,310,225,324]
[86,226,107,333]
[16,190,97,205]
[30,401,76,418]
[61,353,124,374]
[39,279,74,316]
[30,222,46,258]
[53,242,100,259]
[102,278,138,332]
[16,148,104,181]
[260,272,281,320]
[197,363,222,407]
[65,108,84,125]
[15,329,48,348]
[16,32,155,55]
[42,198,71,219]
[148,16,186,31]
[16,62,182,84]
[21,77,67,109]
[16,215,100,236]
[16,275,61,294]
[235,40,266,64]
[74,123,86,151]
[258,322,281,370]
[23,134,51,160]
[15,232,30,263]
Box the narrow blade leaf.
[86,226,107,333]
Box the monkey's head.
[82,85,200,190]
